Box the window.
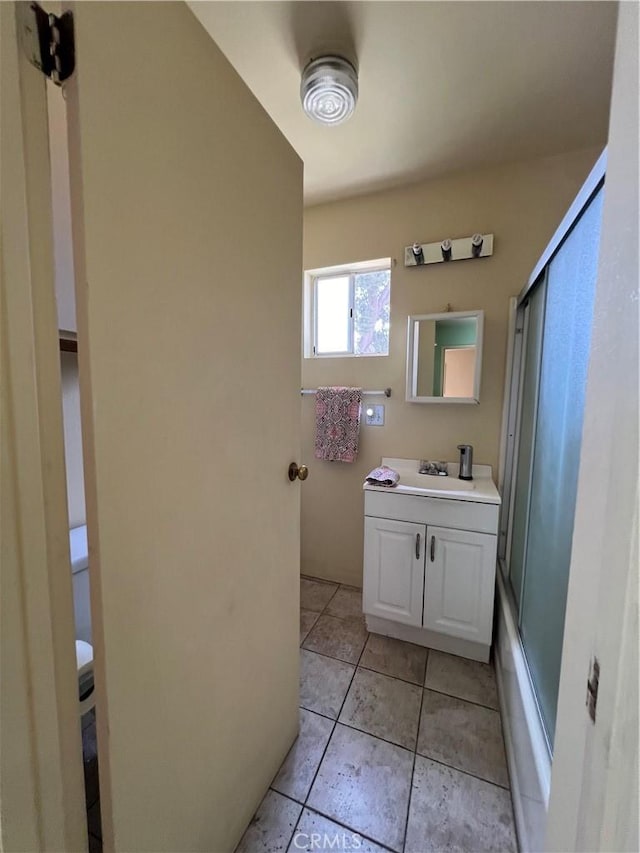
[304,259,391,357]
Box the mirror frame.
[405,310,484,404]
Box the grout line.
[401,661,426,853]
[268,788,306,810]
[282,586,359,853]
[301,620,370,813]
[413,751,511,792]
[326,719,416,756]
[291,803,398,853]
[421,683,501,713]
[300,574,338,585]
[263,789,304,852]
[298,703,339,723]
[302,575,360,592]
[301,643,363,666]
[305,610,368,628]
[299,643,359,668]
[422,646,430,687]
[356,663,425,689]
[299,719,338,813]
[494,662,521,850]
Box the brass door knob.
[288,462,309,482]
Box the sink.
[398,470,476,492]
[363,458,500,504]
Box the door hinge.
[19,3,75,86]
[586,656,600,723]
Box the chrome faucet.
[457,444,474,480]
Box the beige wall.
[60,352,85,528]
[302,147,600,587]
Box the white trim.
[1,7,86,848]
[405,310,484,403]
[303,258,391,359]
[305,256,391,278]
[495,570,552,853]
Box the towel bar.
[300,387,391,397]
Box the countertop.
[363,457,501,506]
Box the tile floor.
[237,577,517,853]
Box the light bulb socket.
[471,233,484,257]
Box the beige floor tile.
[325,586,364,621]
[300,609,320,644]
[272,709,334,803]
[289,809,389,853]
[425,650,499,709]
[340,668,422,749]
[307,724,414,852]
[300,650,355,719]
[360,634,428,685]
[302,614,368,664]
[301,578,339,612]
[417,690,509,788]
[235,790,302,853]
[405,756,517,853]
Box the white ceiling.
[189,1,616,205]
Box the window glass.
[316,275,350,354]
[353,270,391,355]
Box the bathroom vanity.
[363,458,500,662]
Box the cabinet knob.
[430,535,436,561]
[416,533,421,559]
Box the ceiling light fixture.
[300,55,358,126]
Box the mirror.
[406,310,484,403]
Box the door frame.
[1,4,86,850]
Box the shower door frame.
[497,150,607,751]
[499,149,607,572]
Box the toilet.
[70,525,95,715]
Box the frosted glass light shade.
[301,56,358,126]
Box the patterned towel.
[365,466,400,487]
[314,387,362,463]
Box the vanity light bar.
[404,233,494,267]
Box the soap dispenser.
[457,444,474,481]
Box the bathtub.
[495,568,551,852]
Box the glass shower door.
[519,188,603,747]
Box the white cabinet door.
[364,517,426,626]
[424,526,496,644]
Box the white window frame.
[303,257,391,359]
